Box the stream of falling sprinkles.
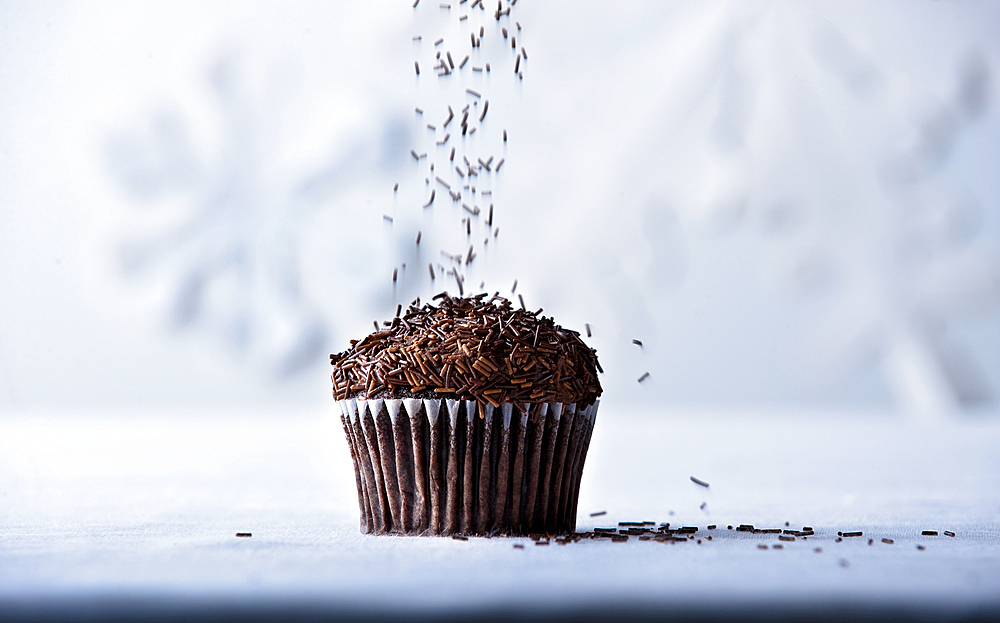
[391,0,528,302]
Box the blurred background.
[1,0,998,419]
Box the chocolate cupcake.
[331,293,602,536]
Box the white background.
[1,2,999,411]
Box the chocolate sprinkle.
[331,294,602,407]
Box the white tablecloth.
[2,406,998,621]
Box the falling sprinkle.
[690,476,709,488]
[638,372,650,383]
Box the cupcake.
[331,293,602,536]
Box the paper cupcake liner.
[337,397,599,536]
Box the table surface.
[2,405,999,621]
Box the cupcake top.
[330,293,602,408]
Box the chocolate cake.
[331,293,602,536]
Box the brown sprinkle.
[330,294,601,406]
[690,476,709,487]
[235,533,252,537]
[637,372,650,383]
